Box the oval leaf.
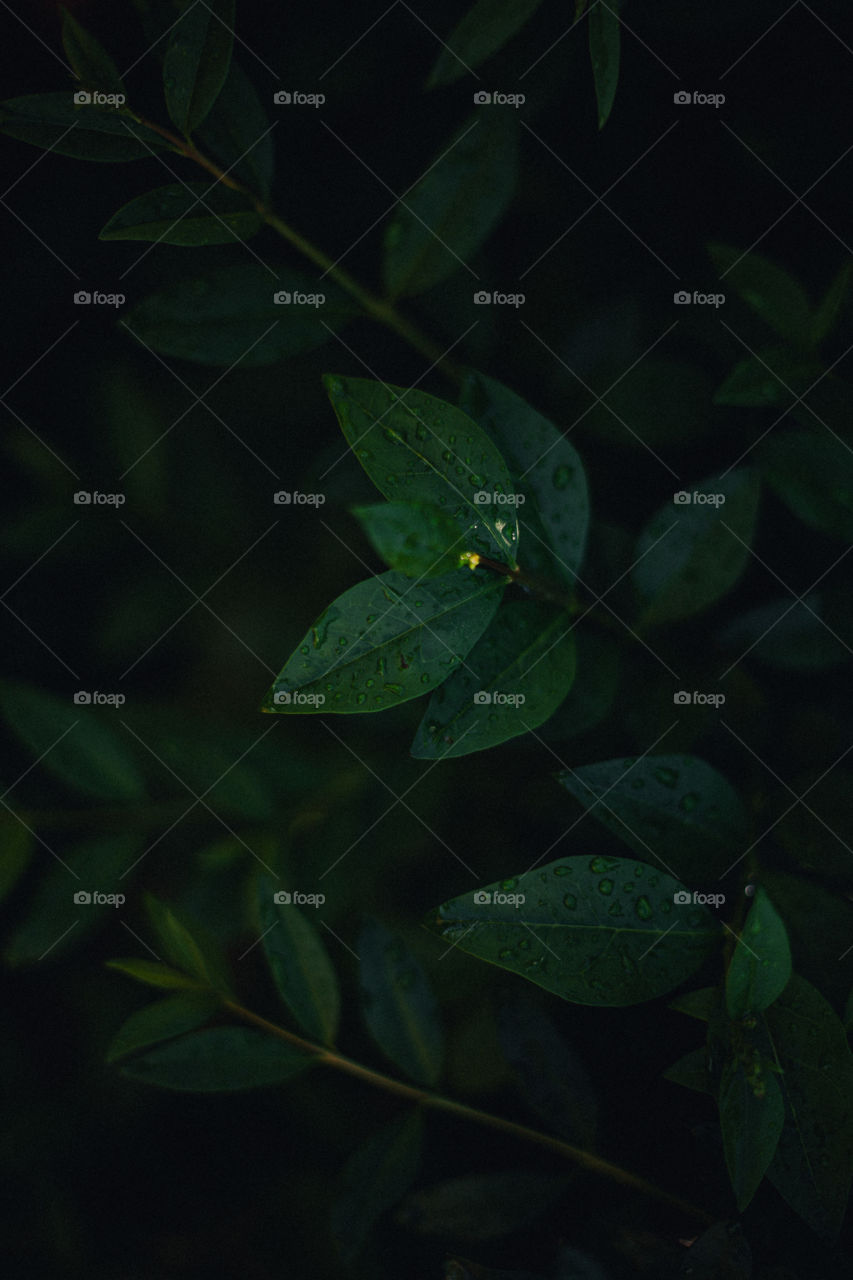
[106,991,220,1063]
[100,181,260,245]
[258,876,340,1046]
[61,9,126,97]
[331,1111,424,1263]
[726,887,792,1019]
[411,598,576,759]
[144,893,230,993]
[632,469,760,627]
[427,855,720,1007]
[325,375,519,562]
[352,500,469,578]
[0,93,171,161]
[427,0,546,87]
[106,957,209,990]
[358,917,444,1085]
[709,243,813,346]
[263,568,504,714]
[383,110,517,298]
[589,0,621,130]
[557,755,749,883]
[164,0,235,135]
[719,1056,785,1211]
[758,430,853,542]
[195,58,273,197]
[120,1025,311,1091]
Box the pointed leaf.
[726,888,792,1018]
[427,855,720,1007]
[411,598,576,759]
[383,110,517,298]
[663,1047,712,1094]
[263,568,504,714]
[100,181,260,245]
[810,259,852,346]
[144,894,230,993]
[195,57,273,197]
[325,375,519,563]
[557,755,749,883]
[164,0,235,134]
[0,682,144,802]
[719,1056,785,1211]
[460,373,590,585]
[61,9,126,96]
[258,876,339,1045]
[758,429,853,542]
[0,815,33,904]
[358,918,444,1085]
[120,1026,311,1091]
[127,263,355,367]
[106,957,209,990]
[589,0,621,129]
[106,991,220,1062]
[709,244,813,346]
[632,469,760,626]
[0,93,171,161]
[714,348,823,407]
[352,500,469,578]
[427,0,546,87]
[331,1111,424,1263]
[669,986,719,1022]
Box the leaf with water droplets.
[726,887,792,1018]
[758,430,853,543]
[459,373,590,584]
[325,375,519,562]
[411,598,576,758]
[352,500,468,578]
[426,855,719,1007]
[427,0,546,87]
[763,974,853,1239]
[164,0,235,135]
[588,0,621,129]
[263,568,503,714]
[100,181,260,245]
[557,754,749,883]
[632,469,760,626]
[719,1054,785,1212]
[358,917,444,1085]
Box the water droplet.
[384,682,403,696]
[415,424,428,441]
[589,856,619,873]
[366,614,377,623]
[441,450,453,463]
[654,766,678,787]
[635,896,653,920]
[356,693,366,705]
[563,893,577,909]
[552,464,574,490]
[553,865,571,876]
[634,865,645,876]
[365,679,374,688]
[680,792,698,812]
[498,948,512,960]
[420,673,430,683]
[608,900,624,916]
[300,644,309,655]
[501,877,519,890]
[622,882,634,893]
[519,939,530,951]
[598,878,614,895]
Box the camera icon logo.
[673,91,691,105]
[74,291,92,305]
[473,290,491,304]
[473,691,492,705]
[273,691,292,705]
[273,291,292,304]
[74,90,92,105]
[73,890,92,904]
[273,890,292,904]
[673,890,692,905]
[274,491,292,504]
[673,690,692,705]
[673,290,691,304]
[473,890,492,904]
[673,490,691,505]
[73,491,92,504]
[273,91,292,104]
[474,91,492,105]
[473,491,491,505]
[73,691,92,704]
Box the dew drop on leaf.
[552,464,574,489]
[598,878,614,895]
[562,893,577,909]
[635,896,653,920]
[654,766,679,787]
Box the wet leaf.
[352,500,468,578]
[726,887,792,1018]
[100,181,260,245]
[719,1057,785,1210]
[164,0,234,134]
[120,1025,311,1091]
[258,876,339,1045]
[427,855,719,1007]
[358,917,444,1085]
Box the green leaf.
[383,110,517,298]
[257,877,340,1046]
[557,755,749,883]
[5,835,140,967]
[411,598,576,759]
[126,263,355,367]
[669,986,719,1022]
[358,917,444,1085]
[459,373,590,585]
[0,93,171,162]
[120,1026,312,1091]
[632,469,760,627]
[331,1111,424,1263]
[325,375,519,563]
[589,0,621,129]
[709,244,813,346]
[398,1170,569,1241]
[263,568,504,715]
[758,430,853,542]
[0,814,33,904]
[845,988,853,1033]
[61,8,125,97]
[144,894,230,993]
[106,991,220,1062]
[106,958,209,990]
[719,592,851,671]
[726,888,792,1019]
[164,0,234,134]
[764,974,853,1239]
[0,682,144,802]
[427,0,546,87]
[719,1055,785,1211]
[195,58,273,198]
[810,259,852,346]
[714,348,823,407]
[760,871,853,1013]
[539,630,619,741]
[663,1047,712,1094]
[100,181,260,245]
[352,500,469,578]
[427,855,720,1007]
